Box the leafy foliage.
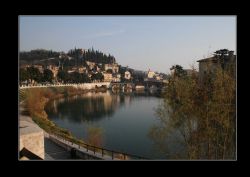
[170,65,187,78]
[23,87,88,143]
[67,47,116,65]
[42,69,53,83]
[26,66,42,82]
[57,70,68,83]
[91,72,104,82]
[20,48,116,67]
[20,68,29,82]
[150,65,236,159]
[86,126,104,147]
[20,49,60,63]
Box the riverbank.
[20,86,109,146]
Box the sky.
[19,16,236,73]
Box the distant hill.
[20,49,60,64]
[19,48,116,67]
[68,48,116,64]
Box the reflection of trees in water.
[46,91,161,123]
[55,96,115,122]
[45,97,66,114]
[47,92,135,122]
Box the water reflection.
[148,101,188,159]
[46,91,155,123]
[47,91,113,122]
[45,90,169,158]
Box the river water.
[45,90,186,159]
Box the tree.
[81,73,91,83]
[26,66,42,83]
[213,49,229,57]
[20,68,28,82]
[42,69,53,83]
[86,127,104,147]
[70,72,81,83]
[20,49,60,64]
[170,65,187,78]
[57,70,68,83]
[67,47,116,64]
[91,72,104,82]
[149,65,236,159]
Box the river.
[45,90,186,159]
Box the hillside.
[20,48,116,67]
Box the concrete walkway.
[44,137,73,160]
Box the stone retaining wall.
[19,117,44,160]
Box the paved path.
[44,137,72,160]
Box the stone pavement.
[44,137,72,160]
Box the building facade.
[112,73,121,82]
[147,70,155,78]
[103,73,113,82]
[104,63,119,73]
[124,71,131,80]
[197,50,236,80]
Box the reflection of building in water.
[84,91,111,98]
[47,91,136,122]
[103,94,112,111]
[115,94,120,104]
[124,95,131,106]
[71,95,78,100]
[66,91,116,118]
[111,94,121,110]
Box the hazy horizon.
[19,16,236,73]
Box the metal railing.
[47,132,147,160]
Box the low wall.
[19,117,44,160]
[19,82,111,90]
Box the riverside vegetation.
[20,64,236,159]
[149,64,236,159]
[20,86,107,146]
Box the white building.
[147,69,155,78]
[124,71,131,80]
[154,74,161,81]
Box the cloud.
[83,29,125,39]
